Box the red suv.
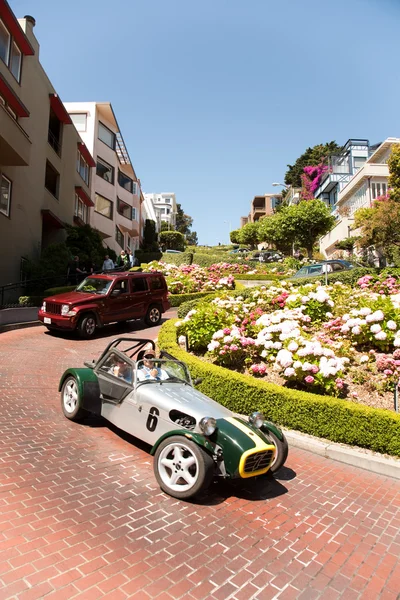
[38,272,170,338]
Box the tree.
[258,212,296,255]
[238,222,260,249]
[285,141,342,188]
[230,229,241,244]
[335,236,360,254]
[142,219,159,251]
[175,203,193,236]
[186,231,198,246]
[159,230,186,251]
[354,199,400,258]
[388,143,400,201]
[65,224,114,268]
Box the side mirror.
[193,378,203,386]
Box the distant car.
[291,259,358,279]
[38,272,170,338]
[59,337,288,500]
[164,249,183,254]
[248,251,283,263]
[230,248,249,255]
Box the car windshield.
[76,277,113,295]
[136,359,191,385]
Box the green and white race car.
[59,337,289,500]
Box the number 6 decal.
[146,407,159,432]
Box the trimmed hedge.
[160,252,193,266]
[236,273,284,281]
[169,291,217,307]
[158,319,400,457]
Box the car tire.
[264,430,289,473]
[145,305,162,326]
[153,435,214,499]
[61,376,87,421]
[77,314,97,339]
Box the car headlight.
[61,304,77,317]
[249,411,265,429]
[199,416,217,436]
[41,301,46,312]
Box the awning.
[78,141,95,167]
[41,209,65,229]
[75,186,94,207]
[0,73,29,117]
[118,224,139,237]
[49,94,72,124]
[0,1,35,55]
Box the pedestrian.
[68,256,86,285]
[116,250,129,270]
[125,248,134,268]
[102,255,115,271]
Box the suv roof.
[94,271,164,279]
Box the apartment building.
[143,193,177,232]
[320,137,400,258]
[0,3,94,287]
[64,102,142,256]
[249,193,281,223]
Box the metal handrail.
[0,274,69,307]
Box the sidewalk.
[0,306,39,331]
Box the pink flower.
[335,378,344,389]
[304,375,315,384]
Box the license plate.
[44,317,51,324]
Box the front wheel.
[154,436,214,499]
[145,305,162,326]
[77,314,97,339]
[264,430,289,473]
[61,376,86,421]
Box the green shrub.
[169,291,217,307]
[235,273,284,281]
[160,252,192,266]
[19,296,44,306]
[44,285,76,296]
[158,319,400,457]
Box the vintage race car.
[59,337,289,500]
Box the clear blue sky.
[10,0,400,245]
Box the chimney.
[24,15,36,28]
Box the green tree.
[175,203,193,236]
[142,219,159,251]
[230,229,241,244]
[388,143,400,201]
[186,231,198,246]
[335,236,360,254]
[238,222,260,249]
[354,200,400,259]
[65,224,113,268]
[159,230,186,251]
[258,213,296,255]
[285,141,342,188]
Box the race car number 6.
[146,407,159,432]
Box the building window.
[70,113,87,132]
[77,151,90,185]
[74,193,88,223]
[44,161,59,199]
[132,206,137,221]
[96,157,114,184]
[98,122,115,149]
[0,174,12,217]
[95,193,113,219]
[116,226,124,248]
[118,170,133,193]
[132,181,137,195]
[371,182,388,200]
[354,156,366,170]
[117,197,132,219]
[164,198,171,203]
[0,19,22,83]
[48,108,62,156]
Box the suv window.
[150,276,165,290]
[112,279,129,294]
[131,277,148,293]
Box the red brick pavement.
[0,319,400,599]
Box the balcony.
[48,129,61,156]
[0,102,31,166]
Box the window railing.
[48,129,61,156]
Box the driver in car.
[137,350,169,381]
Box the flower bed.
[174,274,400,411]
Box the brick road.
[1,316,400,600]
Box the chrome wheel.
[145,306,161,326]
[63,378,78,414]
[85,318,96,336]
[158,442,199,493]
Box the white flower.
[175,321,182,327]
[207,340,220,351]
[341,325,350,334]
[273,342,282,350]
[276,349,294,368]
[284,367,295,377]
[387,320,397,331]
[375,331,387,341]
[370,324,381,334]
[394,337,400,347]
[287,341,299,352]
[301,362,313,372]
[213,330,225,340]
[359,307,372,316]
[342,314,350,322]
[373,310,385,322]
[360,355,369,363]
[351,326,361,335]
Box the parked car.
[164,249,183,254]
[38,272,170,339]
[230,248,250,255]
[59,337,289,500]
[248,251,283,263]
[291,259,358,279]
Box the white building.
[64,102,142,255]
[320,137,400,258]
[143,193,177,232]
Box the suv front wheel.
[145,305,162,326]
[77,314,97,339]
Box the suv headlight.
[199,416,217,436]
[249,411,265,429]
[61,304,77,317]
[41,301,46,312]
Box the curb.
[284,429,400,480]
[0,320,42,334]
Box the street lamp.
[272,182,289,189]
